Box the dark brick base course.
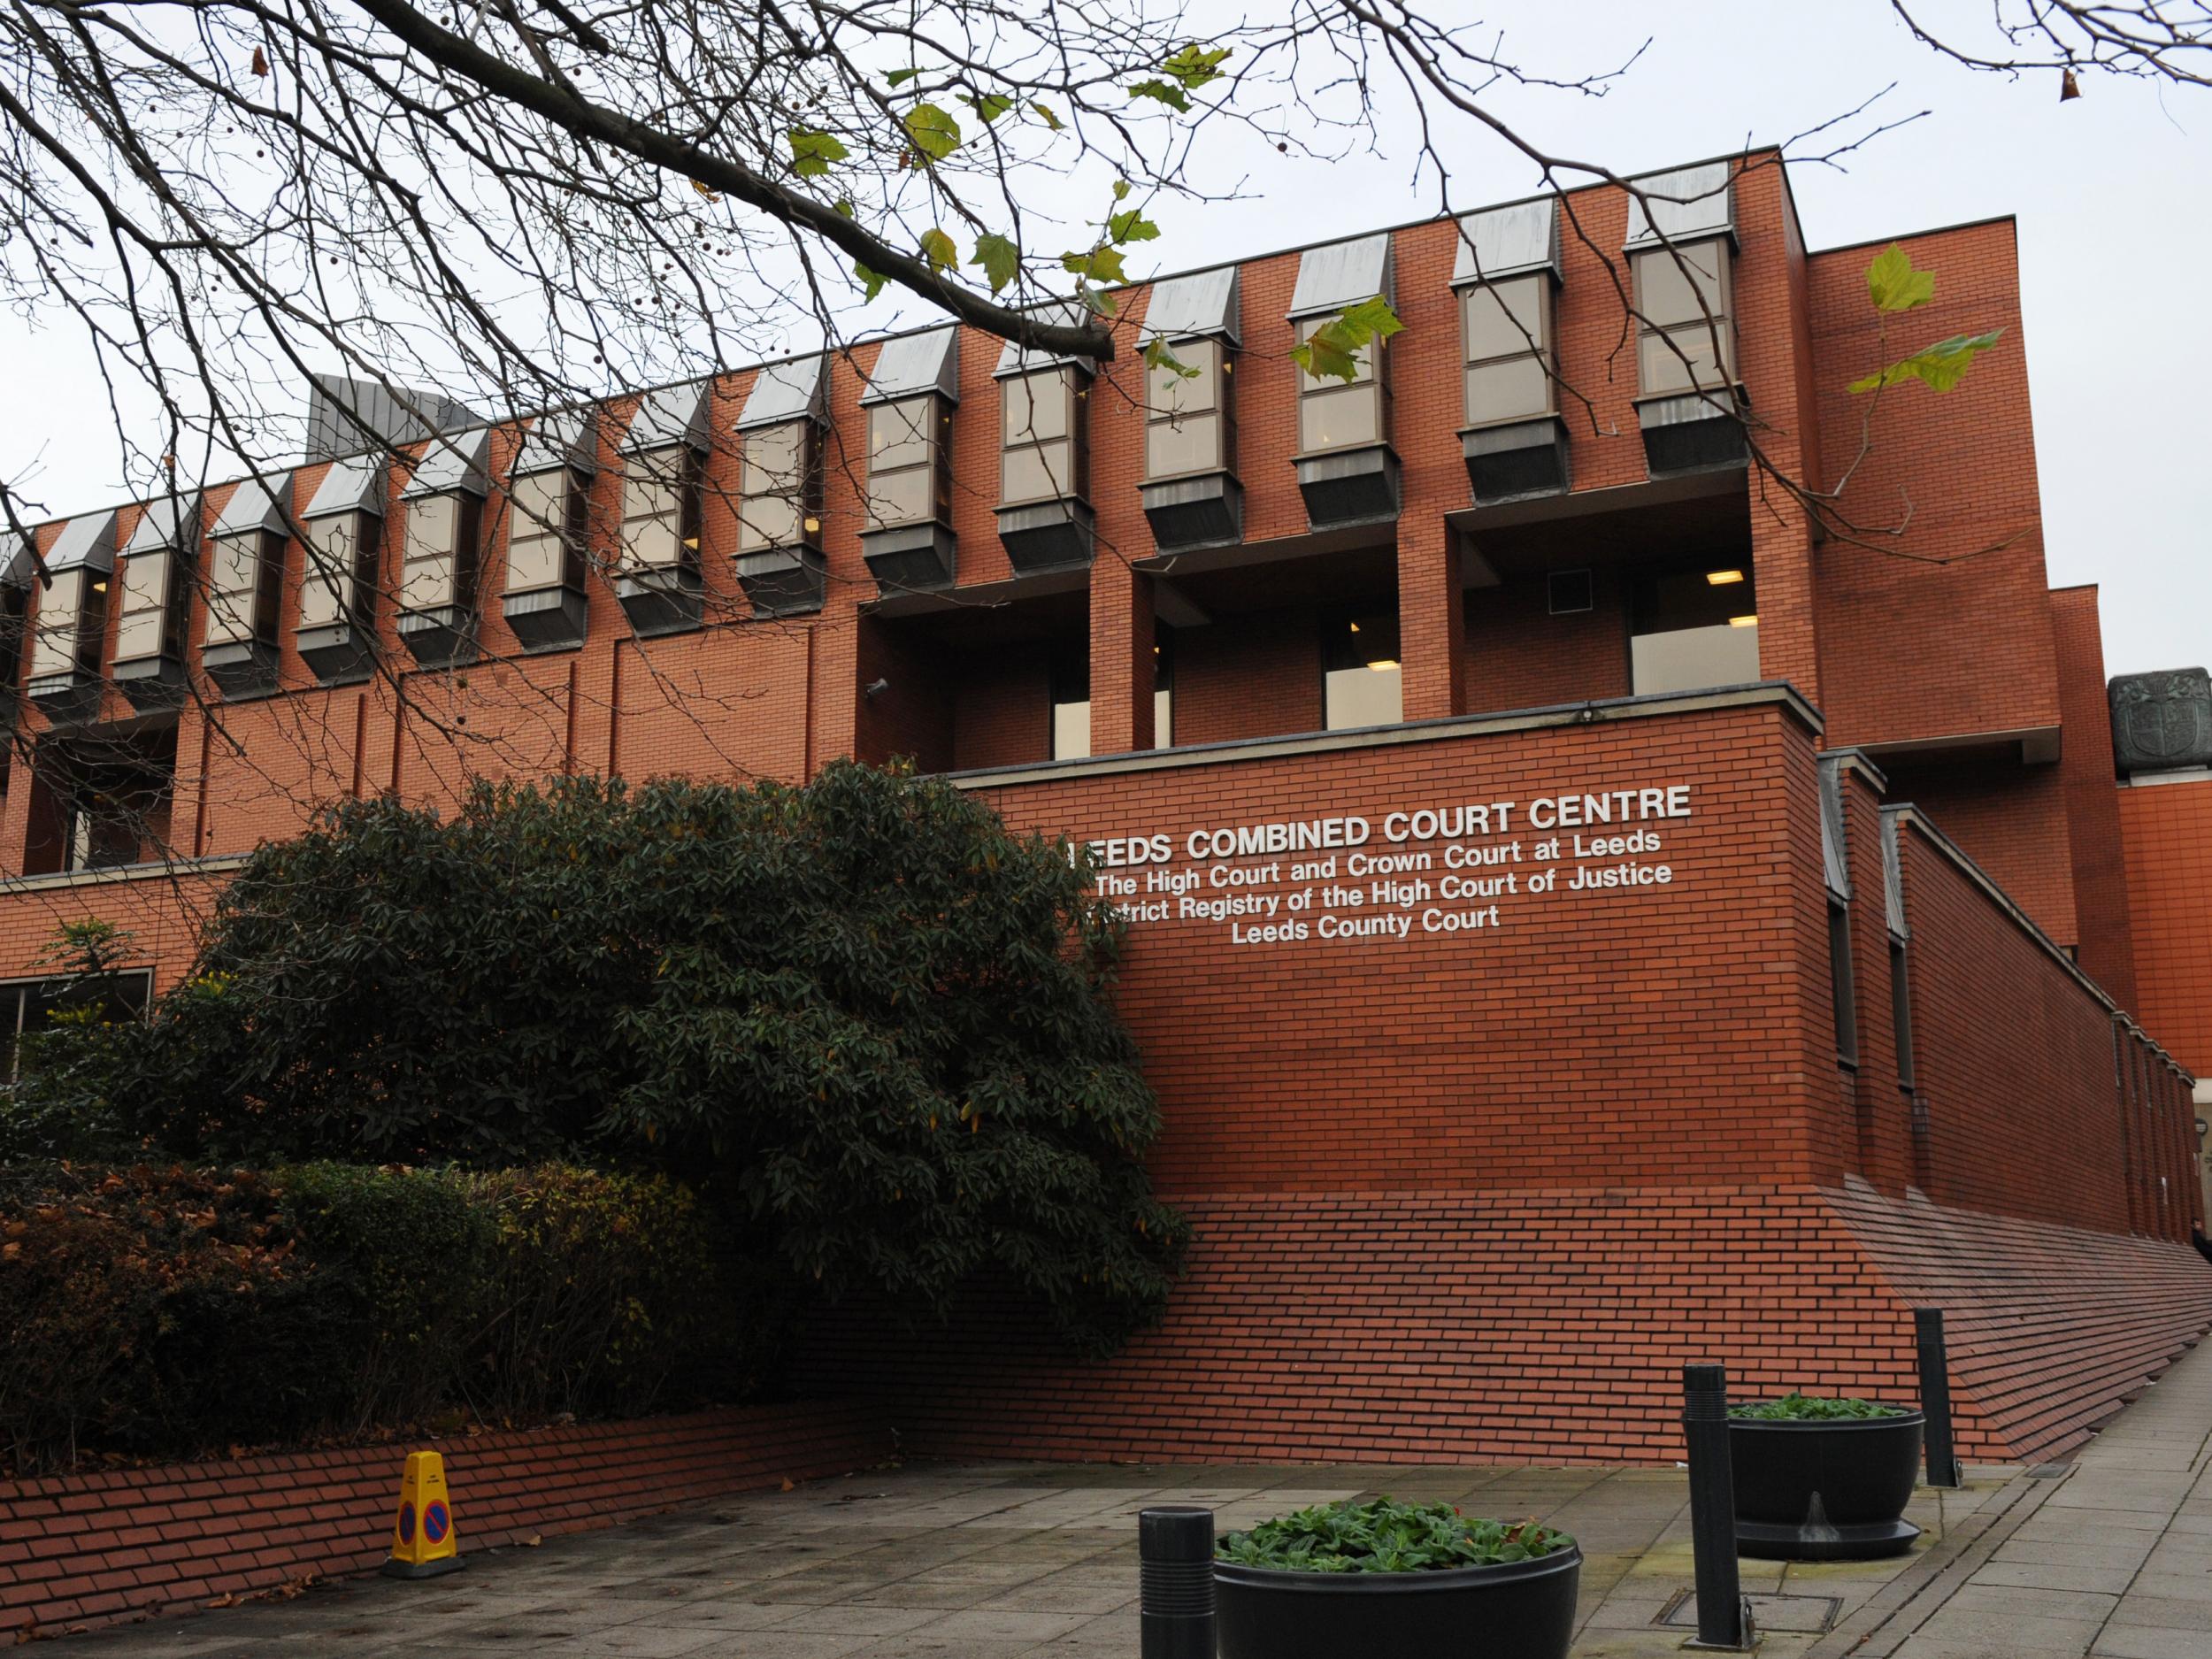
[0,1402,891,1640]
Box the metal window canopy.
[302,453,389,520]
[1636,384,1749,478]
[1623,160,1737,250]
[1454,199,1571,505]
[861,341,962,595]
[26,511,118,723]
[619,380,710,455]
[994,303,1098,379]
[1140,269,1244,554]
[862,327,961,407]
[1290,233,1399,527]
[45,511,119,576]
[402,427,492,501]
[731,356,831,618]
[511,407,601,479]
[203,475,291,698]
[114,495,203,710]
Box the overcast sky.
[4,1,2205,675]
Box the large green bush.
[0,1162,756,1475]
[33,761,1186,1354]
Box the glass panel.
[1146,411,1220,479]
[1002,439,1073,505]
[1630,565,1761,695]
[1466,357,1553,425]
[28,569,86,677]
[1634,240,1727,327]
[1323,611,1402,731]
[114,548,170,663]
[402,493,457,610]
[1154,685,1172,748]
[205,533,264,645]
[297,515,357,629]
[1463,276,1546,363]
[1300,383,1379,451]
[1002,372,1071,445]
[738,493,802,551]
[505,472,571,593]
[622,450,687,570]
[1051,699,1092,762]
[1298,317,1373,386]
[866,466,933,530]
[741,420,806,496]
[1639,321,1731,396]
[870,398,933,472]
[1148,340,1218,416]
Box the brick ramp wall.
[798,1185,2212,1469]
[0,1401,891,1640]
[1832,1183,2212,1460]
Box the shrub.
[1217,1499,1575,1574]
[1729,1392,1909,1421]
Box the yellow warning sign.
[381,1450,465,1579]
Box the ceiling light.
[1706,569,1745,586]
[1728,614,1758,628]
[1367,658,1400,672]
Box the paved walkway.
[50,1338,2212,1658]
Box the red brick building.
[4,151,2208,1463]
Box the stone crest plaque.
[2110,668,2212,775]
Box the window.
[1002,369,1086,506]
[1830,899,1859,1067]
[866,396,949,529]
[505,468,588,595]
[400,492,482,613]
[114,539,188,667]
[1891,939,1916,1093]
[205,530,282,647]
[1146,341,1234,480]
[1462,273,1555,426]
[297,511,378,631]
[1154,626,1175,749]
[27,568,103,680]
[1297,319,1388,452]
[1050,644,1091,762]
[619,444,700,572]
[1629,565,1759,695]
[0,970,151,1081]
[1633,239,1734,397]
[737,419,815,553]
[1323,611,1402,731]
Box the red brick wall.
[2048,586,2139,1007]
[1462,570,1632,714]
[1171,609,1324,748]
[0,1402,890,1640]
[1881,752,2079,950]
[2117,776,2212,1079]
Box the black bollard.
[1916,1308,1962,1488]
[1139,1505,1215,1659]
[1682,1363,1750,1650]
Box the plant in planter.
[1213,1497,1581,1659]
[1728,1392,1925,1560]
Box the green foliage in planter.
[36,760,1186,1356]
[1217,1497,1574,1574]
[1730,1392,1910,1421]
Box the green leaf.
[1126,78,1191,113]
[1141,337,1199,380]
[1292,334,1358,383]
[1062,246,1127,284]
[1333,295,1403,348]
[886,68,921,88]
[1866,243,1935,314]
[959,91,1016,125]
[1848,328,2004,396]
[920,228,958,273]
[903,104,962,163]
[1076,286,1118,319]
[833,197,856,219]
[854,262,887,302]
[1107,209,1160,245]
[1029,101,1064,132]
[1163,44,1232,90]
[1112,179,1132,202]
[787,128,849,179]
[972,233,1019,294]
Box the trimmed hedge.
[0,1163,782,1476]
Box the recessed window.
[1633,238,1735,398]
[1630,566,1760,695]
[866,396,950,530]
[619,444,701,572]
[114,507,195,673]
[1154,626,1175,749]
[1001,369,1087,506]
[1891,940,1916,1092]
[1297,318,1388,452]
[737,419,818,553]
[1050,644,1091,762]
[1146,341,1233,480]
[0,968,151,1080]
[1547,569,1594,616]
[297,509,380,632]
[505,467,588,595]
[1462,274,1555,426]
[399,491,482,614]
[27,569,105,683]
[1830,898,1860,1067]
[205,529,283,649]
[1323,611,1402,731]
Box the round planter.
[1729,1409,1925,1560]
[1214,1543,1581,1659]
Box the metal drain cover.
[1659,1590,1842,1634]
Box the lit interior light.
[1367,658,1400,672]
[90,580,108,594]
[1706,569,1745,586]
[803,516,820,534]
[1728,614,1758,628]
[1348,621,1361,633]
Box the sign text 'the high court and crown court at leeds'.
[1073,783,1695,946]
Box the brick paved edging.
[0,1400,892,1640]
